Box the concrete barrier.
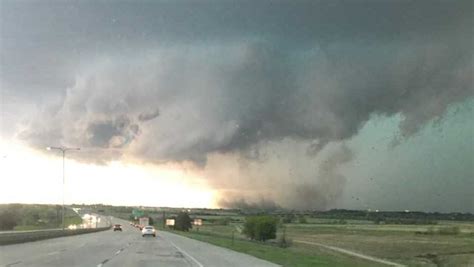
[0,226,112,246]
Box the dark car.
[113,224,122,231]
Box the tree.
[243,216,258,239]
[243,216,278,242]
[174,212,192,231]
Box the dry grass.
[285,222,474,266]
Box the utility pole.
[61,149,65,230]
[46,146,80,230]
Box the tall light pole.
[46,146,80,230]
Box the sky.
[0,0,473,212]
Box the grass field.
[163,219,474,267]
[163,227,382,267]
[285,222,474,266]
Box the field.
[285,222,474,266]
[162,225,382,267]
[164,216,474,267]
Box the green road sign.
[132,209,144,218]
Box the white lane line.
[167,239,204,267]
[47,251,60,256]
[5,261,22,267]
[295,240,406,267]
[96,259,109,267]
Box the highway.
[0,218,279,267]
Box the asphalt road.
[0,218,279,267]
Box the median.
[0,226,111,246]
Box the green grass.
[162,228,382,267]
[0,204,83,231]
[64,215,83,226]
[160,220,474,267]
[13,225,53,231]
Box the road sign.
[132,209,144,218]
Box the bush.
[281,214,295,224]
[298,216,307,224]
[212,217,231,225]
[243,216,278,242]
[438,226,460,235]
[338,219,347,224]
[0,210,19,230]
[174,212,192,231]
[243,217,257,239]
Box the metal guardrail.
[0,226,112,246]
[0,228,65,235]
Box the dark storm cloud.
[138,109,160,122]
[1,0,471,97]
[86,116,139,148]
[217,144,354,210]
[218,198,281,213]
[287,145,354,210]
[2,0,473,210]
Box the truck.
[138,217,149,229]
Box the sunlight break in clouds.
[0,140,216,208]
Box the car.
[141,226,156,237]
[113,224,122,231]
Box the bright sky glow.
[0,140,216,208]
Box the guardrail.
[0,226,112,246]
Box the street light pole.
[46,146,80,230]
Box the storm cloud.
[3,0,473,210]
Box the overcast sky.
[1,0,473,212]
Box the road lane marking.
[294,240,406,267]
[5,261,21,267]
[97,247,126,266]
[47,248,66,256]
[167,239,204,267]
[97,258,109,267]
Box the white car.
[141,226,156,237]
